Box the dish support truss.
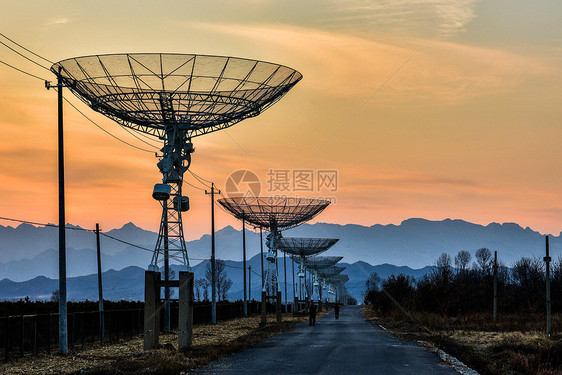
[263,222,278,296]
[149,121,193,271]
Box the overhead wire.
[188,169,213,186]
[0,215,93,231]
[0,32,54,64]
[0,59,47,81]
[0,39,51,71]
[183,179,207,191]
[61,95,155,153]
[0,34,157,154]
[118,124,160,150]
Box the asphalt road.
[192,305,459,375]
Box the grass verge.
[1,310,329,375]
[362,306,562,375]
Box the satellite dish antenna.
[51,53,302,271]
[218,196,331,322]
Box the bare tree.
[202,279,210,301]
[221,278,233,300]
[454,250,471,272]
[365,272,381,293]
[475,248,493,275]
[194,278,204,301]
[512,257,544,286]
[436,252,452,269]
[205,259,232,301]
[51,289,60,302]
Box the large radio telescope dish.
[317,266,346,278]
[303,256,343,270]
[51,53,303,139]
[278,237,339,257]
[218,196,330,231]
[51,53,302,273]
[327,274,349,284]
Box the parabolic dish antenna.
[303,256,343,270]
[317,265,346,277]
[218,196,330,231]
[327,274,349,284]
[51,53,302,271]
[218,196,331,300]
[277,237,339,257]
[51,53,303,139]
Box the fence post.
[178,271,194,349]
[34,315,37,355]
[47,314,51,354]
[260,291,267,326]
[4,317,9,361]
[81,313,85,347]
[144,271,160,350]
[116,311,120,342]
[276,291,282,323]
[70,313,74,350]
[20,315,24,357]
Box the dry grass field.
[0,311,326,375]
[363,306,562,375]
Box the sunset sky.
[0,0,561,240]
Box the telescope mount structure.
[218,197,330,322]
[51,53,302,349]
[277,237,338,307]
[302,256,343,305]
[52,53,302,272]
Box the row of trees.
[194,259,233,302]
[365,248,561,315]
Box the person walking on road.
[309,301,317,326]
[334,303,340,319]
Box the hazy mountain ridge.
[0,218,559,282]
[0,255,432,304]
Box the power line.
[0,59,47,81]
[183,179,207,192]
[0,33,155,154]
[62,96,155,153]
[0,32,54,64]
[119,124,160,150]
[188,170,212,187]
[0,215,93,231]
[98,232,153,252]
[0,39,50,71]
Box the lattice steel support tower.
[150,120,193,271]
[264,222,282,297]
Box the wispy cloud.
[328,0,480,38]
[194,22,553,103]
[46,17,70,26]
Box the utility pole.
[545,235,551,335]
[260,227,264,289]
[242,217,247,316]
[248,265,252,301]
[163,213,170,332]
[95,224,104,343]
[205,183,220,324]
[493,250,498,322]
[292,257,295,305]
[46,70,68,354]
[284,252,287,309]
